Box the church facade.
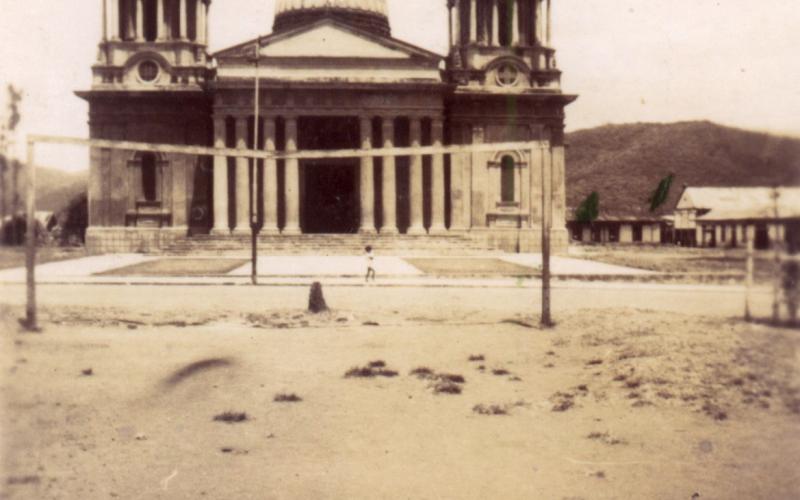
[78,0,576,253]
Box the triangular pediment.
[262,23,406,59]
[215,19,442,63]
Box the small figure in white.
[364,245,376,283]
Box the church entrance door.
[301,160,359,234]
[298,116,361,234]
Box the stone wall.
[86,227,186,254]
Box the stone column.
[430,118,446,234]
[262,118,279,233]
[135,0,144,40]
[102,0,108,41]
[450,1,458,47]
[535,0,543,45]
[469,0,477,42]
[212,117,229,234]
[380,118,398,234]
[511,0,519,45]
[284,117,301,235]
[745,225,756,247]
[359,117,376,234]
[204,1,210,45]
[736,224,745,247]
[715,224,723,248]
[450,144,466,231]
[108,0,119,40]
[408,117,425,235]
[491,0,500,46]
[234,117,250,234]
[695,225,704,247]
[197,0,206,44]
[546,0,552,45]
[156,0,164,40]
[179,0,188,39]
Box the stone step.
[159,232,493,256]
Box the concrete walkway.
[0,253,660,287]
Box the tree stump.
[308,282,328,313]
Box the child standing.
[364,245,376,283]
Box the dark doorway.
[302,160,358,233]
[755,224,770,250]
[298,116,360,234]
[141,153,157,202]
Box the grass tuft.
[213,411,248,424]
[433,381,462,395]
[409,367,436,379]
[345,365,398,378]
[473,404,508,415]
[274,393,302,403]
[438,373,466,384]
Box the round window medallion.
[496,64,520,87]
[138,61,160,83]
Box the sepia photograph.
[0,0,799,498]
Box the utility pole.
[771,187,781,324]
[24,138,38,331]
[537,144,552,327]
[250,37,261,285]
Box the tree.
[1,84,23,244]
[648,173,675,212]
[61,193,88,245]
[575,191,600,224]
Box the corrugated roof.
[677,187,800,221]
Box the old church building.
[78,0,576,253]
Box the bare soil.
[0,247,86,271]
[573,245,781,282]
[1,284,799,499]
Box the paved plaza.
[0,253,653,286]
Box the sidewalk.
[0,253,756,291]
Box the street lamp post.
[250,37,262,286]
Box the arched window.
[141,153,157,202]
[500,155,515,202]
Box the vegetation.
[60,192,88,245]
[566,121,800,217]
[575,191,600,224]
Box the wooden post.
[771,189,781,324]
[24,139,38,331]
[538,145,552,327]
[251,38,260,286]
[745,235,754,322]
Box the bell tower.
[446,0,559,90]
[444,0,576,252]
[93,0,211,89]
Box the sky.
[0,0,799,171]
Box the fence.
[21,134,557,331]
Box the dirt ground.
[571,245,780,282]
[1,284,799,499]
[0,247,87,271]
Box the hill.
[565,121,800,219]
[1,160,87,215]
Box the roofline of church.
[212,18,444,63]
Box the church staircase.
[160,233,495,256]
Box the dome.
[274,0,391,37]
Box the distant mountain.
[0,161,86,215]
[565,121,800,219]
